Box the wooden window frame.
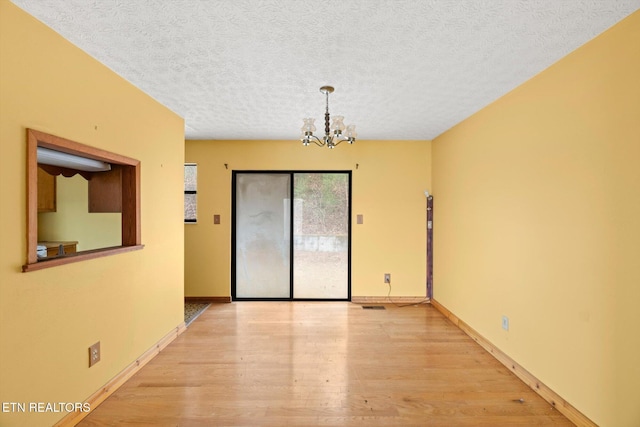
[23,129,143,272]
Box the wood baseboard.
[430,299,596,427]
[54,322,186,426]
[351,296,430,304]
[185,296,231,303]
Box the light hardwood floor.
[79,302,573,426]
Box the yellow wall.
[39,175,121,251]
[0,3,185,426]
[185,139,431,299]
[432,11,640,427]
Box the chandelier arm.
[334,134,356,146]
[309,134,326,147]
[332,138,347,147]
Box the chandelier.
[301,86,357,149]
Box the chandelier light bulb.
[302,118,316,133]
[301,117,316,140]
[345,124,357,140]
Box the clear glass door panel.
[293,173,349,299]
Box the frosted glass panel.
[235,174,291,298]
[293,173,349,299]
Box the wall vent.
[362,306,385,310]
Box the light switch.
[356,214,363,224]
[213,214,220,224]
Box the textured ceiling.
[11,0,640,140]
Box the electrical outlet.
[384,273,391,284]
[89,342,101,367]
[502,316,509,331]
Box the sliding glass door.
[232,171,350,300]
